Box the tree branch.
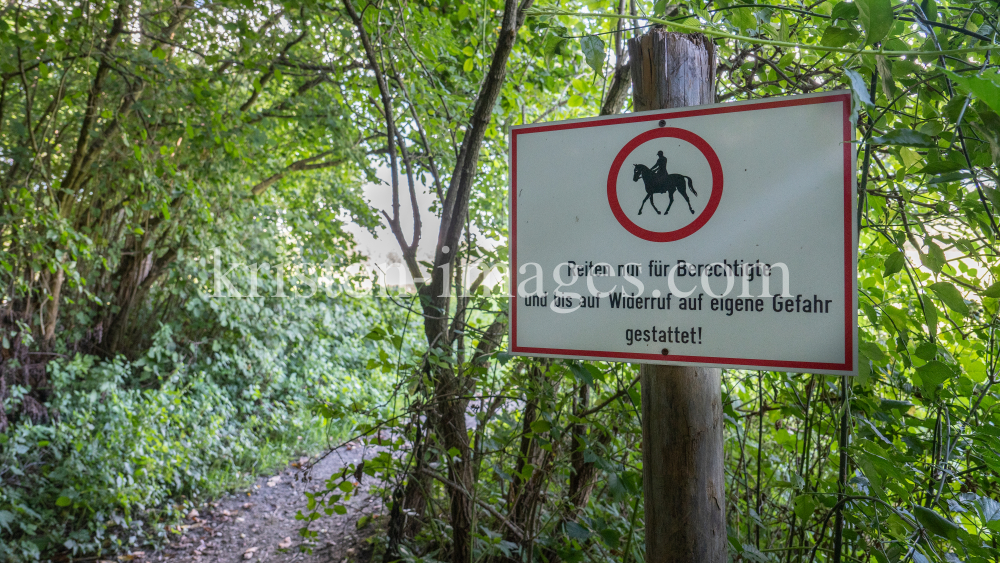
[344,0,424,286]
[600,61,632,115]
[579,376,640,417]
[240,28,308,112]
[472,313,508,366]
[419,467,525,541]
[151,0,195,58]
[249,150,342,196]
[426,0,534,330]
[60,0,131,197]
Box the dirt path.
[142,441,385,563]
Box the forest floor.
[132,441,386,563]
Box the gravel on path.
[128,441,386,563]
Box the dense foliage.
[0,218,398,560]
[2,0,1000,562]
[0,0,395,558]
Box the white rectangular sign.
[509,91,857,375]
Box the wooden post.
[628,29,727,563]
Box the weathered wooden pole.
[627,29,728,563]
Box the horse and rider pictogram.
[605,126,723,243]
[632,150,699,216]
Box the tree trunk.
[41,267,64,347]
[629,29,727,563]
[628,30,715,113]
[102,245,177,356]
[383,418,436,562]
[494,365,555,563]
[639,366,726,562]
[440,378,473,563]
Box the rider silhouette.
[650,150,668,179]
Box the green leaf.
[928,242,946,271]
[793,494,818,521]
[859,341,887,362]
[463,58,474,73]
[920,242,945,273]
[569,363,595,386]
[920,0,938,22]
[543,35,567,68]
[580,35,606,75]
[530,419,552,434]
[985,187,1000,210]
[870,129,936,147]
[883,251,906,277]
[915,360,954,387]
[844,69,873,123]
[898,147,921,170]
[565,521,591,539]
[881,304,908,334]
[821,26,861,48]
[740,543,770,563]
[927,172,971,185]
[778,11,789,42]
[916,161,963,175]
[982,281,1000,298]
[929,282,969,316]
[940,69,1000,116]
[978,496,1000,522]
[856,0,894,45]
[875,55,896,98]
[914,341,937,361]
[921,295,938,339]
[831,2,860,21]
[599,527,620,549]
[56,496,72,507]
[972,119,1000,167]
[913,506,960,539]
[879,398,913,412]
[862,302,878,325]
[729,8,758,31]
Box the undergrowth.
[0,293,398,561]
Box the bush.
[0,291,397,561]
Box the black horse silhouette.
[632,163,698,215]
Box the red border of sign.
[509,92,855,373]
[607,127,724,242]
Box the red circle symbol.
[607,127,723,242]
